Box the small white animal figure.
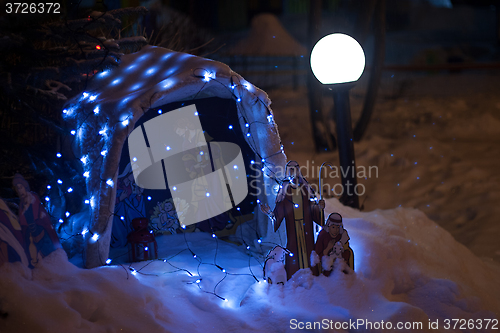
[322,241,343,271]
[332,241,343,258]
[263,246,287,285]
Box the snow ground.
[0,198,498,332]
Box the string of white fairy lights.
[43,63,297,302]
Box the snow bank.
[228,13,307,56]
[0,250,171,333]
[271,85,500,262]
[1,199,498,332]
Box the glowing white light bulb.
[93,106,100,114]
[71,130,76,135]
[82,229,88,236]
[83,171,90,178]
[228,125,233,129]
[65,211,70,217]
[89,95,97,101]
[310,33,365,85]
[45,196,50,201]
[106,259,112,264]
[67,188,73,193]
[91,233,99,241]
[101,150,107,156]
[56,153,62,158]
[106,179,114,187]
[122,119,129,126]
[58,219,63,223]
[57,179,63,184]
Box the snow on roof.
[67,46,283,161]
[228,13,307,56]
[63,45,286,267]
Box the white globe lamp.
[310,33,365,209]
[310,33,365,85]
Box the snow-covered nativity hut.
[61,46,286,268]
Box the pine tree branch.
[108,6,148,19]
[116,36,147,48]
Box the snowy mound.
[228,13,307,56]
[1,199,498,332]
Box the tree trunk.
[353,0,386,142]
[307,0,336,152]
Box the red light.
[96,45,101,50]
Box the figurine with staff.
[260,161,325,280]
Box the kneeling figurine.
[312,213,354,276]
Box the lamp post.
[310,33,365,209]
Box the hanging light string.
[191,67,286,185]
[54,64,286,227]
[47,61,293,302]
